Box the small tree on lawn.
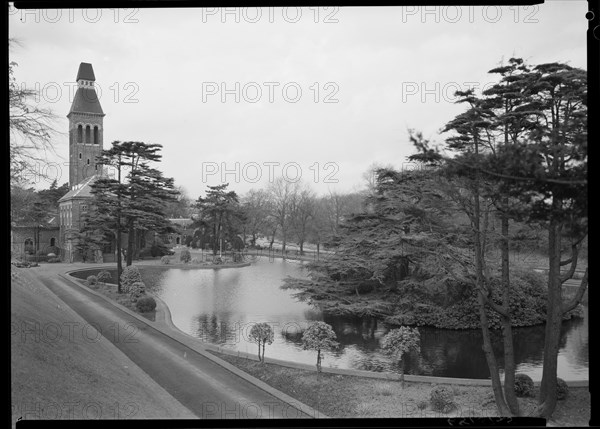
[381,327,420,388]
[248,322,274,362]
[301,321,339,373]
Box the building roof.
[58,175,98,202]
[169,218,194,227]
[68,87,104,116]
[76,62,96,81]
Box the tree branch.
[561,267,588,314]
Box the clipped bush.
[514,373,535,397]
[47,252,57,257]
[121,266,142,291]
[161,256,170,264]
[86,275,98,286]
[556,378,569,400]
[47,257,61,263]
[136,295,157,312]
[97,270,112,284]
[180,248,191,263]
[126,281,146,302]
[430,385,455,413]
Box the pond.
[152,258,588,380]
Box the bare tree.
[289,183,316,255]
[267,177,299,254]
[9,39,62,186]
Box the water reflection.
[153,258,588,380]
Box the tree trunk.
[116,164,123,293]
[536,216,562,418]
[472,139,511,416]
[257,340,262,361]
[316,349,322,372]
[282,230,287,256]
[262,342,266,363]
[126,219,135,266]
[400,359,405,389]
[299,241,304,255]
[501,204,519,415]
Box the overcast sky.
[9,2,587,199]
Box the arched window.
[85,125,91,143]
[79,153,82,159]
[50,237,56,247]
[86,159,90,165]
[93,126,99,144]
[24,238,34,254]
[77,125,83,143]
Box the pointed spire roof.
[76,62,96,81]
[68,62,104,116]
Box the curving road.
[30,267,313,419]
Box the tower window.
[87,159,90,165]
[77,125,83,143]
[93,126,99,144]
[79,153,82,159]
[85,125,91,143]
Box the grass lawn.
[210,351,590,425]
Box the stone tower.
[67,62,105,188]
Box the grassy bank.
[11,267,195,426]
[210,351,590,425]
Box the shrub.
[180,248,191,263]
[192,258,201,264]
[47,252,57,257]
[136,295,157,312]
[161,256,170,264]
[86,275,98,286]
[556,378,569,400]
[151,243,172,257]
[121,266,142,288]
[97,270,112,284]
[45,245,60,255]
[126,281,146,302]
[417,400,428,410]
[47,257,61,263]
[430,385,455,413]
[514,374,535,397]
